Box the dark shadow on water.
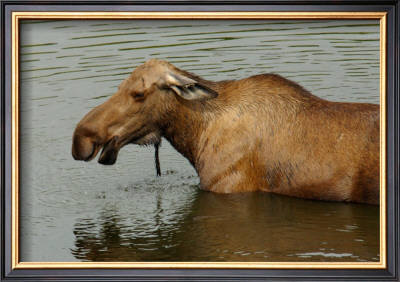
[71,190,379,262]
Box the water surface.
[19,19,380,262]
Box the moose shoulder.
[72,59,380,204]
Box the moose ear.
[164,71,218,101]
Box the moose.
[72,59,380,204]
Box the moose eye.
[133,93,144,99]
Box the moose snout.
[72,134,96,161]
[71,125,101,162]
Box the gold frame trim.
[11,11,387,270]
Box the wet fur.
[162,73,379,204]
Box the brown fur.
[72,59,380,204]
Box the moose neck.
[161,74,315,171]
[162,97,217,169]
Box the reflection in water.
[72,190,379,262]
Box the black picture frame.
[1,1,399,281]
